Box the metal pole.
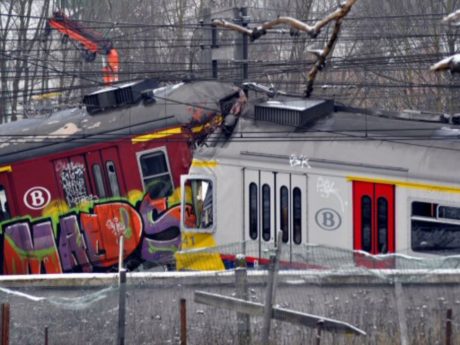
[44,326,48,345]
[261,230,283,344]
[117,235,126,345]
[200,7,214,79]
[235,255,250,345]
[180,299,187,345]
[211,12,219,79]
[1,304,9,345]
[240,7,248,81]
[446,309,452,345]
[117,269,127,345]
[118,235,124,271]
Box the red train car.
[0,79,241,274]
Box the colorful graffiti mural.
[0,188,189,275]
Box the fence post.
[235,254,250,345]
[180,299,187,345]
[261,230,283,345]
[315,320,324,345]
[1,304,9,345]
[446,309,452,345]
[395,282,408,345]
[44,326,48,345]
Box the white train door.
[244,169,306,266]
[244,169,275,264]
[276,173,307,264]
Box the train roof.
[0,80,238,165]
[198,92,460,184]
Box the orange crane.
[45,11,120,85]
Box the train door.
[86,147,125,199]
[276,173,307,265]
[53,155,93,208]
[244,169,307,266]
[244,169,275,264]
[100,147,125,197]
[353,181,395,267]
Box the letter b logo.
[315,208,341,231]
[24,187,51,210]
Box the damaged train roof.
[0,80,238,164]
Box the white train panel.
[308,173,352,250]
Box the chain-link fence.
[1,240,460,345]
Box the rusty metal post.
[180,298,187,345]
[44,326,48,345]
[315,320,324,345]
[1,304,9,345]
[446,309,452,345]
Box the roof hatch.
[255,99,333,127]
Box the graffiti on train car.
[0,187,193,275]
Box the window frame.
[280,185,289,243]
[262,184,271,242]
[180,174,216,233]
[0,184,11,221]
[292,187,302,245]
[410,199,460,253]
[106,160,121,197]
[136,147,174,193]
[361,195,372,253]
[249,182,258,240]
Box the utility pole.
[233,7,249,84]
[200,8,215,79]
[209,7,249,84]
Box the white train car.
[179,88,460,267]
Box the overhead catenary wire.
[1,4,459,118]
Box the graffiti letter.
[139,195,181,263]
[58,215,92,272]
[80,202,142,268]
[3,221,62,275]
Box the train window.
[438,205,460,221]
[249,183,258,240]
[293,187,302,245]
[262,184,271,241]
[412,201,437,218]
[411,201,460,253]
[138,150,173,198]
[377,197,388,253]
[361,196,372,253]
[106,161,121,197]
[0,185,10,221]
[280,186,289,243]
[181,176,215,232]
[92,164,107,198]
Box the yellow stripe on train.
[191,159,218,168]
[132,127,182,143]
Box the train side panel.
[0,131,193,274]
